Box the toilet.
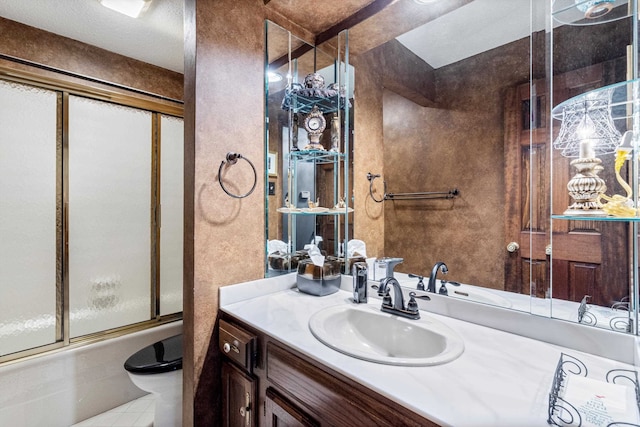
[124,334,183,427]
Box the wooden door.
[505,63,629,307]
[504,78,551,298]
[222,361,257,427]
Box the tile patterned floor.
[71,394,154,427]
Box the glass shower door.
[68,96,152,337]
[0,80,59,356]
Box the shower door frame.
[0,63,183,364]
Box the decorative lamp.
[553,88,621,215]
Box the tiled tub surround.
[71,394,154,427]
[0,321,182,427]
[221,275,638,426]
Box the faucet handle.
[409,273,425,291]
[438,279,460,295]
[406,292,420,319]
[382,288,392,306]
[407,292,419,312]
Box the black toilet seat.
[124,334,183,374]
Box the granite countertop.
[220,275,639,427]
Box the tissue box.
[296,258,341,296]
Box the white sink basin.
[308,304,464,366]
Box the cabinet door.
[222,361,257,427]
[265,387,319,427]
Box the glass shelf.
[551,78,640,124]
[279,209,353,216]
[552,0,632,26]
[282,91,347,114]
[289,149,345,164]
[552,214,640,221]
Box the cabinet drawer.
[219,319,257,373]
[266,342,437,427]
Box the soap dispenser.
[352,262,368,303]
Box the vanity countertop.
[220,275,639,427]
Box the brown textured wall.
[374,39,436,107]
[184,0,265,425]
[352,50,385,258]
[379,38,531,289]
[0,17,183,100]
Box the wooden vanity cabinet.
[265,387,320,427]
[220,313,439,427]
[222,361,258,427]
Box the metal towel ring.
[218,152,257,199]
[367,172,387,203]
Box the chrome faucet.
[427,262,448,293]
[377,277,420,320]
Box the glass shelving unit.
[550,0,638,334]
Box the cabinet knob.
[506,242,520,253]
[223,342,231,353]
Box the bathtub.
[0,320,182,426]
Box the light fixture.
[574,0,615,19]
[99,0,151,18]
[553,88,621,215]
[267,71,283,83]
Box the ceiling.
[0,0,545,74]
[397,0,545,69]
[0,0,184,73]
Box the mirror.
[265,22,355,277]
[349,0,635,332]
[264,0,637,334]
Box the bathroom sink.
[308,304,464,366]
[447,285,513,308]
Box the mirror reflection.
[265,0,636,334]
